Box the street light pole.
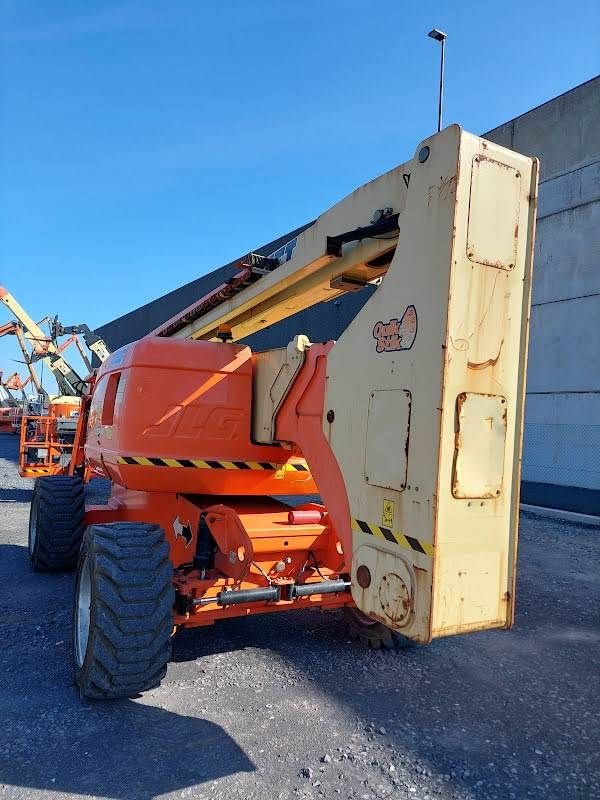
[428,28,447,132]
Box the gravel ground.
[0,434,598,800]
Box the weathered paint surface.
[324,126,538,641]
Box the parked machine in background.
[0,287,110,477]
[1,372,39,434]
[26,126,538,700]
[49,317,111,367]
[0,371,23,433]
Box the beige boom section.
[168,164,408,343]
[324,125,538,642]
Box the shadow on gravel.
[0,699,254,798]
[0,425,596,800]
[0,539,254,799]
[0,434,19,464]
[170,557,599,800]
[0,487,33,502]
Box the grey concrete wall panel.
[523,393,600,490]
[537,159,600,221]
[534,187,600,305]
[527,294,600,393]
[485,77,600,502]
[485,76,600,180]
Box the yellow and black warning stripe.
[24,468,55,475]
[351,517,434,557]
[116,455,309,472]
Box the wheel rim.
[75,555,92,668]
[28,500,38,556]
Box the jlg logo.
[144,406,244,440]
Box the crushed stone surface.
[0,435,598,799]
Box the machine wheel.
[73,522,174,700]
[29,475,85,572]
[343,607,413,651]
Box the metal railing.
[19,415,74,477]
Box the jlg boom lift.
[0,288,91,397]
[27,127,538,700]
[1,372,40,433]
[0,288,111,476]
[0,321,46,432]
[0,287,111,395]
[0,320,47,397]
[0,371,22,433]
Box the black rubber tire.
[28,475,85,572]
[343,606,414,651]
[73,522,174,700]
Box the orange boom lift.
[27,127,538,699]
[0,287,110,477]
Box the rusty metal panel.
[452,392,507,499]
[324,126,538,642]
[351,544,415,629]
[434,551,503,631]
[467,156,521,270]
[364,389,410,492]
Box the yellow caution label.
[382,498,395,528]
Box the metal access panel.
[452,392,507,499]
[324,126,538,642]
[364,389,411,492]
[467,156,521,270]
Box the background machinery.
[0,371,22,433]
[0,321,46,433]
[0,287,110,476]
[27,126,538,699]
[0,286,110,396]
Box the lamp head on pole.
[427,28,447,132]
[428,28,447,43]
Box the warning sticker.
[173,515,193,547]
[382,499,395,529]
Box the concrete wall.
[485,77,600,512]
[97,76,600,514]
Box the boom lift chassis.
[27,126,538,699]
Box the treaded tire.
[73,522,174,700]
[343,606,414,651]
[29,475,85,572]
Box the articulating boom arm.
[0,321,46,396]
[51,318,111,364]
[151,185,403,342]
[0,287,88,396]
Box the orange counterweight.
[86,336,317,496]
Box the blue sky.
[0,0,599,390]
